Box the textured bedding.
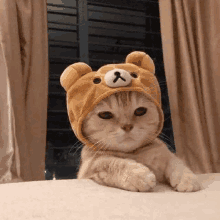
[0,173,219,220]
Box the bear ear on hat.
[125,51,155,74]
[60,62,92,91]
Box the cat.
[77,91,201,192]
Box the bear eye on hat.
[93,77,101,84]
[130,72,138,78]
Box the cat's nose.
[121,124,133,132]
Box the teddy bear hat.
[60,51,164,149]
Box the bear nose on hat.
[104,68,132,88]
[113,71,126,83]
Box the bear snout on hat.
[104,68,132,88]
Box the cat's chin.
[117,136,134,143]
[107,141,140,152]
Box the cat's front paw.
[170,170,201,192]
[121,161,156,192]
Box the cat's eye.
[98,111,113,119]
[134,107,147,116]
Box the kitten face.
[82,91,160,152]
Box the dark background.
[45,0,175,180]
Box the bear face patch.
[104,68,132,88]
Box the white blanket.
[0,173,219,220]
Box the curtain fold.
[159,0,220,173]
[0,0,48,182]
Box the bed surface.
[1,173,219,220]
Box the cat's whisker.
[56,140,83,163]
[164,115,171,122]
[95,138,108,150]
[159,135,171,144]
[86,136,107,150]
[159,132,172,141]
[69,139,82,149]
[67,143,83,158]
[63,133,108,162]
[159,133,175,151]
[159,138,176,152]
[87,141,109,163]
[144,132,158,144]
[67,140,83,153]
[86,135,106,148]
[159,132,175,145]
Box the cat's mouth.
[118,135,134,143]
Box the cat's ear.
[60,62,92,91]
[125,51,155,74]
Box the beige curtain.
[159,0,220,173]
[0,0,48,182]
